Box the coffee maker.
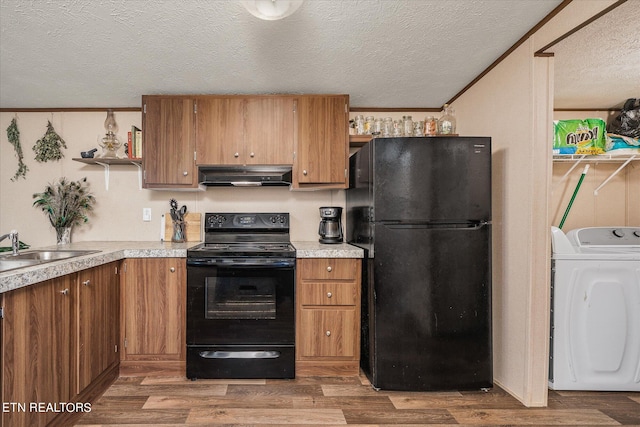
[318,207,343,244]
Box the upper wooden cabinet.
[195,95,295,166]
[141,94,349,189]
[142,95,197,189]
[293,95,350,189]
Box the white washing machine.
[550,226,640,391]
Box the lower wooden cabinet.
[1,275,75,427]
[296,258,361,376]
[120,257,186,375]
[77,262,120,393]
[1,262,120,427]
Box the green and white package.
[553,119,607,155]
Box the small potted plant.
[33,177,96,244]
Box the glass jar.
[425,116,438,136]
[373,118,383,136]
[364,116,375,135]
[355,115,365,135]
[414,121,424,137]
[393,120,403,137]
[438,104,457,135]
[382,117,393,137]
[403,115,414,136]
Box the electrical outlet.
[143,208,152,222]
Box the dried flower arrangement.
[32,177,96,244]
[33,120,67,162]
[6,117,28,181]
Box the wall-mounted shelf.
[73,158,142,191]
[553,152,638,195]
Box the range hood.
[198,166,292,187]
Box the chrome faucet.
[0,230,19,255]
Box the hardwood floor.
[75,373,640,426]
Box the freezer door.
[367,222,492,391]
[373,137,491,222]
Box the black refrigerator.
[346,136,492,391]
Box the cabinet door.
[298,309,358,358]
[77,262,119,394]
[196,97,244,165]
[142,96,196,187]
[122,258,186,361]
[294,95,349,188]
[2,275,75,427]
[244,97,295,165]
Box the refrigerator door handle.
[382,221,490,230]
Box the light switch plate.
[143,208,152,222]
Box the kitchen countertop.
[0,241,196,293]
[0,241,364,293]
[292,241,364,258]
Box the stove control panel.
[269,214,288,224]
[207,214,227,226]
[204,213,289,230]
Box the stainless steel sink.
[0,250,99,273]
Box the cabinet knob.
[327,292,332,298]
[326,266,332,272]
[250,152,255,157]
[234,152,240,158]
[326,330,331,337]
[82,279,91,286]
[183,171,188,176]
[60,288,69,296]
[303,169,308,176]
[170,267,176,273]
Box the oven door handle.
[187,258,295,268]
[199,350,280,359]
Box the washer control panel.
[568,227,640,247]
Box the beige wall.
[451,39,552,407]
[447,0,632,407]
[0,111,342,247]
[552,110,640,229]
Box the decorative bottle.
[438,104,457,135]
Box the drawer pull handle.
[326,330,331,337]
[327,292,332,298]
[60,288,69,296]
[82,280,91,286]
[326,266,332,272]
[170,267,176,273]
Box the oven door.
[186,257,295,346]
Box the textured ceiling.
[550,0,640,109]
[0,0,633,110]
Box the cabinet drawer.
[298,308,357,358]
[299,282,357,306]
[298,258,358,280]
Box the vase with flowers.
[32,177,96,244]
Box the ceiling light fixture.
[241,0,303,20]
